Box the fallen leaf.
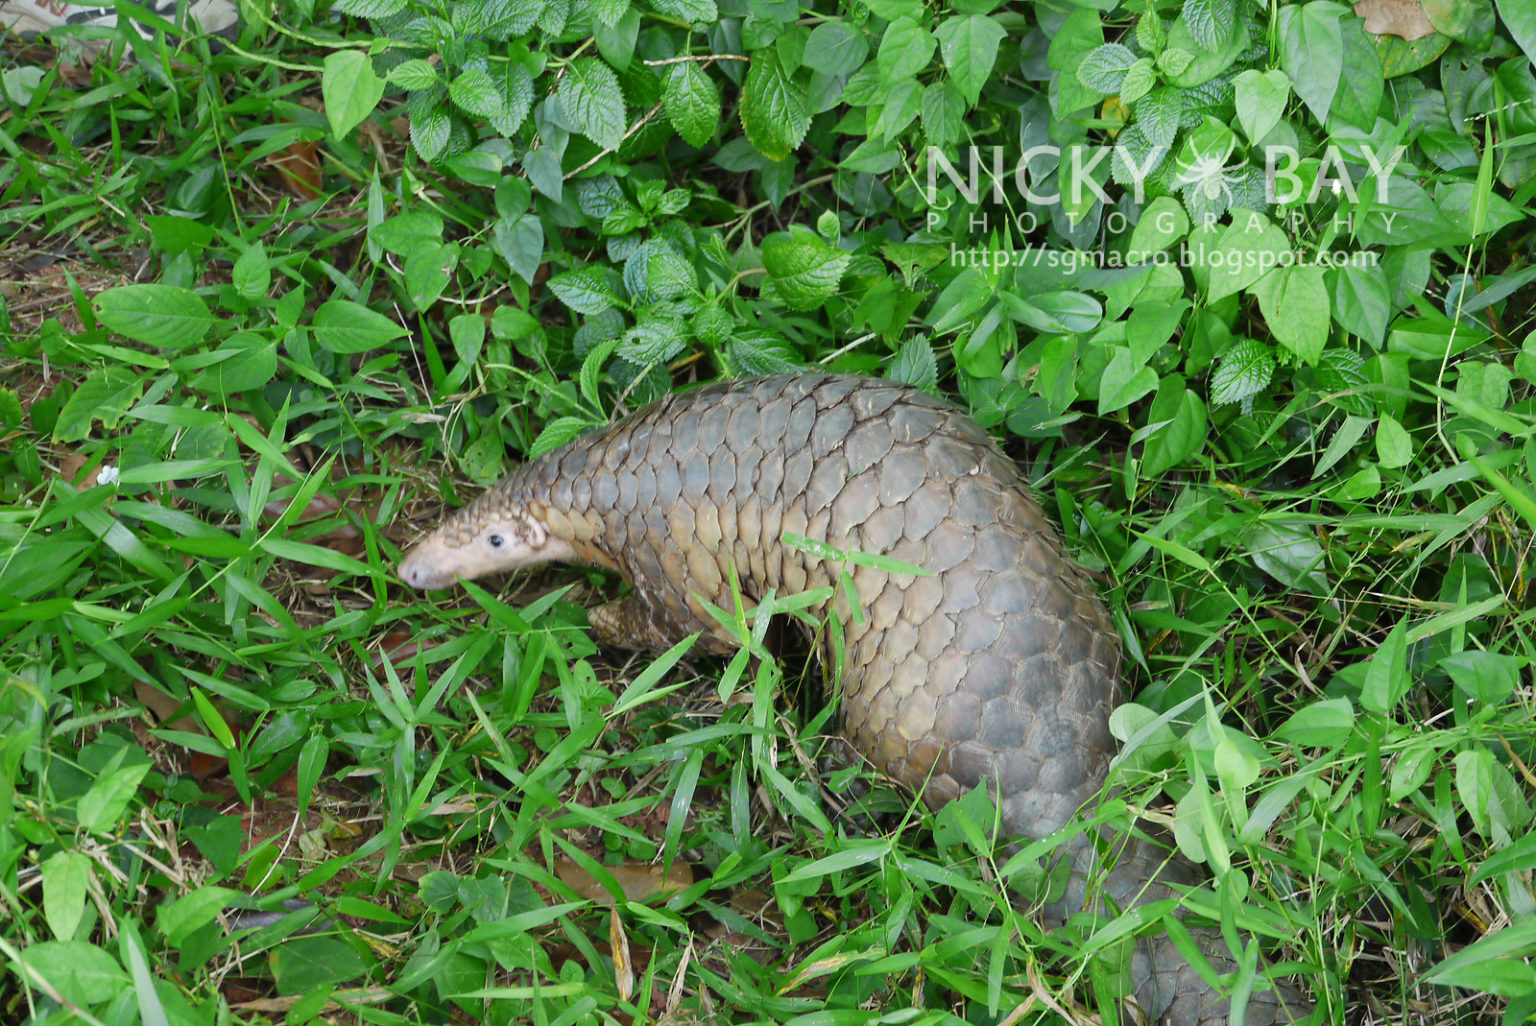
[554,857,693,904]
[1355,0,1436,39]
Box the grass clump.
[3,0,1536,1023]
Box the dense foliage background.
[3,0,1536,1021]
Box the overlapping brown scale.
[454,372,1307,1026]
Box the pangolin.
[398,372,1311,1025]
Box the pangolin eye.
[488,534,504,548]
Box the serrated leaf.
[388,58,439,90]
[728,330,801,374]
[322,50,385,139]
[499,64,533,137]
[647,0,715,22]
[740,52,809,161]
[618,317,688,365]
[1077,43,1137,94]
[646,250,696,299]
[549,267,621,315]
[1182,0,1235,49]
[761,227,850,310]
[1136,86,1183,147]
[311,299,409,354]
[1121,58,1156,105]
[561,57,627,151]
[408,88,452,160]
[333,0,405,16]
[93,284,214,350]
[449,66,505,122]
[663,62,720,148]
[934,15,1005,106]
[1210,338,1273,405]
[474,0,543,38]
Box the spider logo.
[1173,140,1245,204]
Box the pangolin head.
[398,490,577,590]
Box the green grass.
[4,0,1536,1023]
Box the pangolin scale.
[399,373,1311,1025]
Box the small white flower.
[98,464,120,485]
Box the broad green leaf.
[1232,69,1289,144]
[158,886,242,947]
[1141,378,1207,477]
[1500,0,1536,65]
[1098,347,1158,415]
[1204,213,1290,303]
[1327,263,1391,347]
[12,940,129,1007]
[371,211,444,256]
[1277,1,1344,124]
[889,334,939,393]
[1455,749,1534,842]
[1375,413,1412,469]
[232,242,270,300]
[321,50,385,139]
[311,299,409,354]
[1329,18,1385,131]
[920,80,966,149]
[53,365,144,443]
[728,330,802,374]
[1360,620,1408,712]
[1251,264,1329,365]
[94,284,214,350]
[561,58,627,150]
[1427,915,1536,996]
[741,51,809,160]
[1276,698,1355,750]
[333,0,405,15]
[473,0,543,38]
[1127,196,1188,258]
[663,62,720,148]
[1245,521,1328,593]
[78,754,153,835]
[388,58,438,90]
[42,851,90,941]
[934,15,1005,106]
[190,332,279,397]
[618,317,688,365]
[1442,651,1521,706]
[804,21,868,76]
[1136,86,1183,146]
[878,18,936,82]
